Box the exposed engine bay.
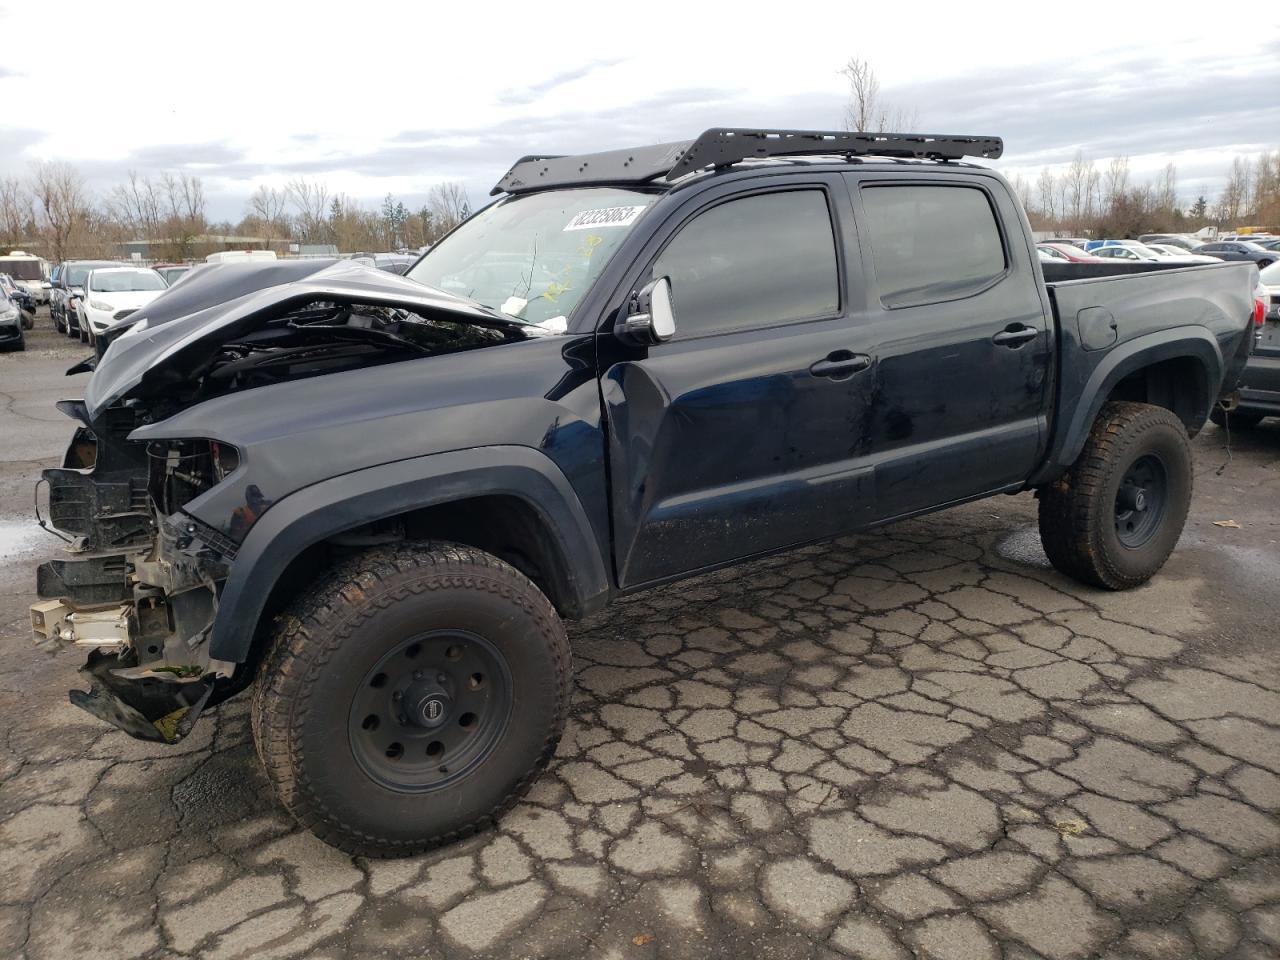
[33,269,542,743]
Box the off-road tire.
[1038,401,1192,589]
[251,542,571,857]
[1209,407,1264,430]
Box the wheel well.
[234,495,579,687]
[1105,356,1210,437]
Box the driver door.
[600,179,879,589]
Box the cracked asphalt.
[1,317,1279,960]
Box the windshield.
[89,269,166,292]
[0,259,42,281]
[1261,261,1280,284]
[66,263,114,286]
[407,188,657,324]
[157,267,189,283]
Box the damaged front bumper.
[31,407,237,743]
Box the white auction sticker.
[563,205,648,231]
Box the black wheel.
[1209,407,1264,429]
[251,542,570,857]
[1038,401,1193,589]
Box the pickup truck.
[30,128,1260,857]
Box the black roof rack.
[490,142,692,196]
[491,127,1003,196]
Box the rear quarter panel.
[1031,261,1256,485]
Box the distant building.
[292,243,340,257]
[118,235,291,259]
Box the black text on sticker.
[563,206,648,231]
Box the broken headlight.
[147,438,241,515]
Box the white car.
[76,267,168,343]
[1145,243,1220,265]
[1093,243,1215,266]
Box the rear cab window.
[859,183,1007,308]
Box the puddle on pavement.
[0,519,56,562]
[995,524,1052,569]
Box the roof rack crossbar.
[667,128,1003,177]
[489,128,1003,195]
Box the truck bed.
[1030,259,1258,485]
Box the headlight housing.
[89,299,113,312]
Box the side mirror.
[41,281,52,289]
[70,286,84,298]
[615,276,675,345]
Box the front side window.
[861,184,1007,308]
[650,190,838,339]
[407,187,656,325]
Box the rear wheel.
[1038,402,1193,589]
[251,542,571,857]
[1209,407,1264,429]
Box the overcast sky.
[2,2,1277,221]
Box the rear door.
[600,175,880,588]
[841,173,1051,519]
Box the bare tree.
[287,177,331,244]
[426,181,472,237]
[840,57,917,133]
[1064,151,1094,231]
[1103,155,1131,209]
[106,171,163,241]
[247,185,290,245]
[1154,162,1178,217]
[1036,168,1058,224]
[31,161,90,262]
[159,172,207,258]
[0,176,32,247]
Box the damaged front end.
[33,407,237,742]
[32,260,545,743]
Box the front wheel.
[251,542,571,857]
[1038,401,1193,589]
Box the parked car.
[0,250,49,304]
[1092,244,1162,261]
[1215,261,1280,428]
[1046,237,1090,249]
[1197,240,1277,268]
[30,126,1259,857]
[0,273,36,328]
[74,266,168,344]
[1036,242,1105,263]
[1255,239,1280,252]
[1138,234,1203,251]
[152,263,191,285]
[50,260,122,336]
[1084,238,1143,252]
[1144,244,1222,265]
[0,287,24,351]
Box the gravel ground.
[1,313,1278,960]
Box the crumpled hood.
[83,259,533,420]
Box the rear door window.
[860,184,1007,308]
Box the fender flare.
[207,445,610,663]
[1030,326,1221,487]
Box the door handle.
[992,325,1039,347]
[809,352,872,379]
